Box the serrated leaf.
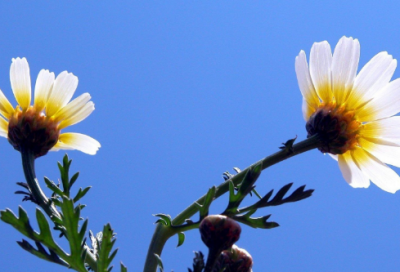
[44,177,65,197]
[17,240,69,267]
[198,186,216,219]
[97,223,118,272]
[233,212,279,229]
[177,232,185,247]
[73,186,91,203]
[270,183,293,204]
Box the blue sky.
[0,1,400,271]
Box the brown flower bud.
[199,215,241,251]
[215,244,253,272]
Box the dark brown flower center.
[306,102,362,155]
[8,106,60,158]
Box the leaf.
[97,223,118,272]
[44,177,65,197]
[177,232,185,247]
[233,211,279,229]
[17,240,68,267]
[73,187,92,203]
[120,262,128,272]
[154,214,172,226]
[154,254,164,272]
[198,186,216,220]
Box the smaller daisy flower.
[296,36,400,193]
[0,57,100,158]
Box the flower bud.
[214,245,253,272]
[199,215,241,251]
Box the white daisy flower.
[296,36,400,193]
[0,57,100,158]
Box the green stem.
[21,150,98,271]
[21,150,61,219]
[143,135,320,272]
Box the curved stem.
[21,150,61,219]
[143,135,320,272]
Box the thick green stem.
[143,135,320,272]
[21,150,98,271]
[21,150,61,219]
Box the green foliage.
[0,154,127,272]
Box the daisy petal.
[352,147,400,193]
[329,154,338,161]
[338,152,369,188]
[34,69,55,111]
[309,41,333,103]
[332,37,360,104]
[46,71,78,116]
[295,50,319,108]
[53,93,91,121]
[0,89,15,119]
[357,78,400,121]
[0,116,8,138]
[358,137,400,168]
[10,57,31,110]
[362,116,400,140]
[349,52,396,108]
[58,102,94,129]
[56,133,100,155]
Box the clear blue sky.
[0,1,399,271]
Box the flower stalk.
[143,134,321,272]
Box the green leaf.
[17,240,69,267]
[198,186,216,220]
[233,211,279,229]
[69,172,80,189]
[73,187,92,203]
[97,223,118,272]
[59,196,87,271]
[154,254,164,272]
[44,177,65,197]
[177,232,185,247]
[120,262,128,272]
[154,214,172,226]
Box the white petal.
[34,69,55,111]
[295,50,319,107]
[329,154,338,161]
[0,116,8,138]
[349,52,396,108]
[58,102,94,129]
[362,116,400,139]
[358,137,400,168]
[56,133,100,155]
[338,152,370,188]
[331,37,360,104]
[46,71,78,117]
[352,147,400,193]
[0,89,14,119]
[356,78,400,121]
[53,93,91,121]
[10,57,31,109]
[309,41,333,103]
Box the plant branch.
[143,134,321,272]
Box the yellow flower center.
[8,106,60,158]
[306,101,362,155]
